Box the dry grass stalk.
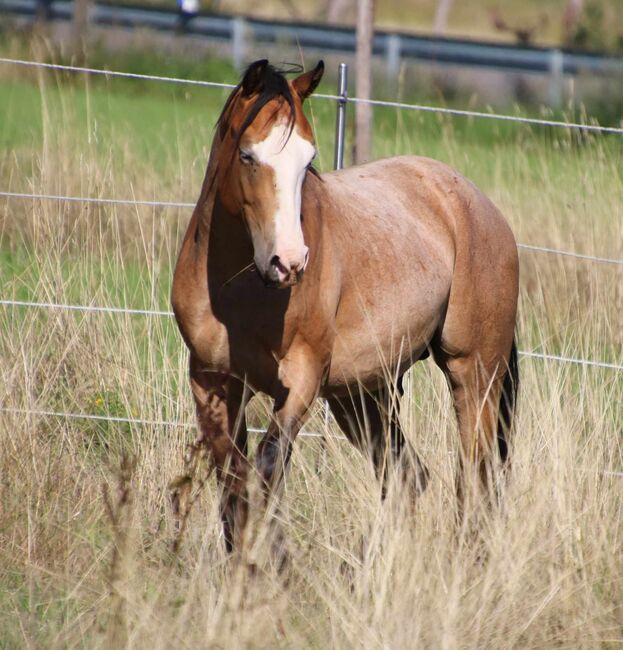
[168,437,215,556]
[102,454,136,648]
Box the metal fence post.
[323,62,348,445]
[385,34,401,85]
[232,17,247,72]
[549,48,564,110]
[334,62,348,170]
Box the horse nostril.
[270,255,291,277]
[269,254,305,279]
[271,255,298,272]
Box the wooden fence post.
[354,0,375,164]
[72,0,91,60]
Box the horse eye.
[239,150,254,164]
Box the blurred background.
[2,0,623,124]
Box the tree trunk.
[354,0,374,165]
[433,0,454,35]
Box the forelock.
[217,64,297,147]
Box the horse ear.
[241,59,269,96]
[292,60,324,101]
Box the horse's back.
[320,154,517,286]
[322,155,512,243]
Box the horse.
[171,59,519,554]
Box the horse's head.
[216,59,324,288]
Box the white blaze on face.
[250,120,315,280]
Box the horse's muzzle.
[261,268,304,289]
[261,248,308,288]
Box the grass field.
[1,49,622,648]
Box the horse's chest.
[175,302,230,370]
[177,293,297,390]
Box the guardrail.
[3,0,623,81]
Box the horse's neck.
[193,133,224,237]
[210,197,254,279]
[301,173,327,252]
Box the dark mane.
[216,62,296,146]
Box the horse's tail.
[497,337,519,463]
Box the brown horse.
[172,60,519,553]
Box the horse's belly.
[325,287,447,391]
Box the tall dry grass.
[0,68,622,648]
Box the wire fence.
[1,56,622,441]
[347,95,623,135]
[2,190,623,266]
[3,56,623,135]
[0,298,174,318]
[0,190,194,209]
[1,405,622,478]
[0,57,237,90]
[0,406,330,439]
[2,296,622,372]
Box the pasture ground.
[1,47,622,648]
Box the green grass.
[1,68,622,365]
[2,65,621,372]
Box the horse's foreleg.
[254,342,323,566]
[189,357,250,552]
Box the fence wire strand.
[0,408,621,477]
[518,350,623,371]
[0,406,328,438]
[1,296,621,371]
[516,243,623,266]
[0,191,195,208]
[0,57,236,90]
[0,190,194,209]
[348,96,623,135]
[2,189,622,266]
[2,56,623,135]
[0,298,174,318]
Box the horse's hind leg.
[433,340,518,501]
[329,378,429,498]
[187,356,250,552]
